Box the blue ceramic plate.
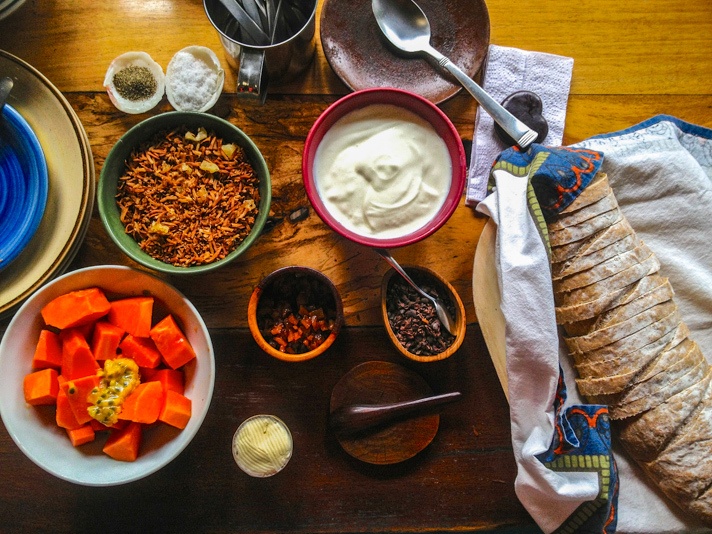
[0,103,49,270]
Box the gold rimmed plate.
[0,51,94,319]
[319,0,490,104]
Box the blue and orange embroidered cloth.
[491,143,603,219]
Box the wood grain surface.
[1,0,711,532]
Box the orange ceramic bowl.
[248,266,344,362]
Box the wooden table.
[1,1,710,532]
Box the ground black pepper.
[113,65,157,102]
[386,270,456,356]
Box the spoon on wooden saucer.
[329,391,462,436]
[371,0,537,149]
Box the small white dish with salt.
[166,46,225,113]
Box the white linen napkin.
[474,116,712,533]
[466,45,574,206]
[475,167,603,534]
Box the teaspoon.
[375,248,457,336]
[371,0,538,149]
[329,391,462,435]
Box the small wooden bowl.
[381,266,466,362]
[248,266,344,362]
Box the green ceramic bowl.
[98,112,271,275]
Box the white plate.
[0,266,216,486]
[472,218,509,400]
[0,51,94,319]
[0,0,26,21]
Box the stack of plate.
[0,102,49,272]
[0,0,26,21]
[0,51,94,319]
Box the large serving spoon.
[372,0,538,149]
[329,391,462,435]
[375,248,457,336]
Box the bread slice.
[565,300,677,354]
[609,354,708,420]
[590,276,673,333]
[556,284,632,324]
[617,369,712,462]
[548,189,619,232]
[570,306,680,366]
[576,367,640,396]
[555,254,660,308]
[556,273,668,327]
[574,324,680,381]
[559,172,611,214]
[605,339,700,415]
[554,242,654,293]
[576,321,688,391]
[551,218,635,264]
[626,325,692,386]
[549,208,623,247]
[552,232,639,280]
[645,387,712,504]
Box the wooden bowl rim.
[247,266,344,362]
[381,265,466,362]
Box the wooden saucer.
[329,361,439,465]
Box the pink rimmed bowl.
[302,88,466,249]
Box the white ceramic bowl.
[166,46,225,113]
[0,265,215,486]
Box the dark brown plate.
[329,361,439,464]
[319,0,490,104]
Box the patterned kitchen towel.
[467,45,573,207]
[475,144,618,534]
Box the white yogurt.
[313,104,452,239]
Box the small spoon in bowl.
[375,248,457,336]
[371,0,537,149]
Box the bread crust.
[547,172,712,525]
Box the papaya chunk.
[145,368,185,394]
[61,375,100,425]
[60,329,100,380]
[56,388,83,430]
[66,424,95,447]
[91,321,124,362]
[159,390,192,429]
[119,334,162,368]
[23,368,59,405]
[40,287,111,330]
[103,422,142,462]
[108,296,154,338]
[31,329,63,369]
[150,314,196,369]
[118,381,164,424]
